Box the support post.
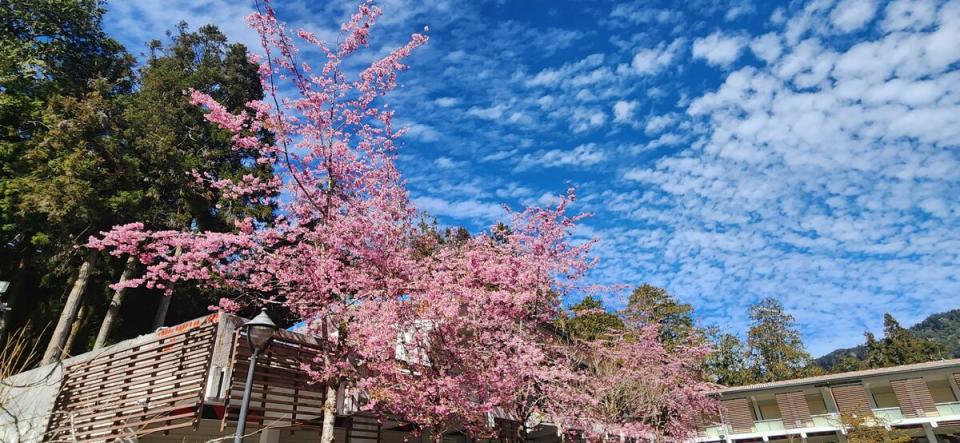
[923,423,939,443]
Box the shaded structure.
[1,314,559,443]
[696,359,960,442]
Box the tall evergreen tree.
[863,313,946,368]
[746,298,821,383]
[560,296,623,341]
[92,23,273,344]
[0,0,135,361]
[624,284,699,348]
[705,329,754,386]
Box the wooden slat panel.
[832,383,872,416]
[891,378,937,418]
[43,315,218,442]
[220,329,330,432]
[776,391,812,429]
[721,398,754,434]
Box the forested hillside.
[816,309,960,370]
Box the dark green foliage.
[624,284,699,348]
[911,309,960,357]
[864,314,946,367]
[706,298,823,387]
[560,296,623,341]
[412,217,472,259]
[0,2,274,355]
[704,329,754,386]
[124,23,273,232]
[817,310,955,373]
[1,0,136,350]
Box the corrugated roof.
[716,358,960,395]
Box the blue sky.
[103,0,960,356]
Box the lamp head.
[243,309,277,354]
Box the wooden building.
[0,314,555,443]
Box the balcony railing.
[872,407,903,422]
[701,424,729,438]
[810,413,840,427]
[937,401,960,417]
[753,418,785,432]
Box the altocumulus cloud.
[103,0,960,356]
[618,0,960,354]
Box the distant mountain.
[816,309,960,370]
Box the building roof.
[717,358,960,395]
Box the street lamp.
[235,309,278,443]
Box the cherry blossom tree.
[90,1,427,441]
[359,193,595,441]
[88,1,716,442]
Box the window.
[806,392,829,415]
[928,378,958,403]
[870,384,899,409]
[756,397,782,420]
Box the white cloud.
[882,0,938,31]
[622,4,960,354]
[644,113,677,134]
[466,104,508,120]
[613,100,639,123]
[413,196,505,222]
[481,149,519,162]
[404,123,441,142]
[526,53,605,87]
[434,157,457,169]
[609,3,683,25]
[831,0,878,32]
[630,39,684,75]
[434,97,460,107]
[570,108,607,133]
[725,0,756,21]
[517,143,607,170]
[692,32,748,67]
[750,33,783,63]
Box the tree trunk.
[150,245,182,330]
[60,302,89,359]
[320,382,339,443]
[0,253,29,342]
[93,255,136,350]
[41,249,97,365]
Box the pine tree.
[624,284,699,348]
[705,329,754,386]
[863,314,946,369]
[91,23,274,344]
[746,298,821,383]
[561,296,623,341]
[1,0,133,348]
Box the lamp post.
[235,309,278,443]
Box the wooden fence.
[43,315,219,442]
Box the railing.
[753,418,785,432]
[937,401,960,417]
[872,407,904,421]
[810,413,840,427]
[701,424,729,438]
